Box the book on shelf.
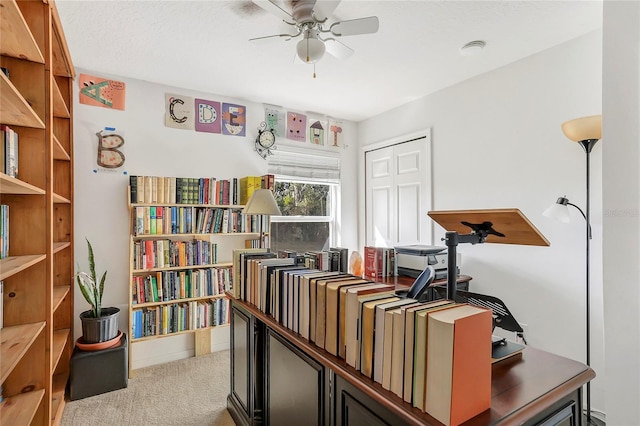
[385,301,423,394]
[1,125,18,178]
[412,302,459,410]
[232,248,268,298]
[402,300,454,404]
[324,278,372,356]
[0,204,8,259]
[359,295,400,378]
[344,284,395,367]
[312,274,353,347]
[329,247,349,273]
[278,269,325,330]
[372,298,417,384]
[424,304,492,424]
[363,246,396,279]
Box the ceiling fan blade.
[252,0,295,24]
[330,16,379,37]
[324,38,354,60]
[249,32,298,43]
[311,0,341,22]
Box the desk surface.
[234,298,594,425]
[382,274,472,290]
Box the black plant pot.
[80,307,120,343]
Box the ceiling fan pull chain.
[313,63,317,79]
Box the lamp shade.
[543,202,571,223]
[296,29,325,63]
[561,115,602,142]
[243,189,281,216]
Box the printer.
[394,245,461,280]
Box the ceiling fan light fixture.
[296,29,325,63]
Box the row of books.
[1,125,18,178]
[363,246,397,279]
[0,205,7,259]
[238,174,275,205]
[233,247,349,302]
[129,174,275,205]
[132,206,268,236]
[131,298,230,339]
[132,239,218,270]
[132,267,232,304]
[234,253,492,424]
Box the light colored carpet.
[60,350,235,426]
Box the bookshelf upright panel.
[0,1,74,424]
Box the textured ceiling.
[55,0,602,122]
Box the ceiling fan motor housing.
[292,0,317,24]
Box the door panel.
[365,133,431,248]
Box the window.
[267,149,340,253]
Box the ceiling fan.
[250,0,379,69]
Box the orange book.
[424,304,492,425]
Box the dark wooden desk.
[228,298,594,426]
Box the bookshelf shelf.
[130,323,230,343]
[52,192,70,204]
[51,329,70,371]
[0,254,46,281]
[133,232,258,240]
[0,389,45,426]
[51,76,70,118]
[53,134,70,160]
[0,173,45,195]
[1,1,75,423]
[53,241,71,253]
[132,293,227,309]
[52,286,70,312]
[131,262,233,274]
[50,373,67,423]
[0,72,45,129]
[0,0,44,63]
[0,322,46,383]
[131,203,246,209]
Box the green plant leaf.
[87,238,97,284]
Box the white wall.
[358,31,605,413]
[72,70,358,369]
[602,2,640,424]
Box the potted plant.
[76,238,120,343]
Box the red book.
[364,246,382,279]
[145,240,154,269]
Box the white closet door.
[365,135,431,248]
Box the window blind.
[267,148,340,182]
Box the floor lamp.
[243,188,281,248]
[543,114,602,425]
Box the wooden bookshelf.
[127,178,256,377]
[0,1,75,424]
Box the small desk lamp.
[243,189,281,248]
[543,114,601,425]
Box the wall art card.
[287,111,307,142]
[79,73,126,110]
[165,93,195,130]
[95,128,126,171]
[265,106,285,138]
[195,99,221,133]
[328,120,344,148]
[221,103,246,136]
[309,119,326,146]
